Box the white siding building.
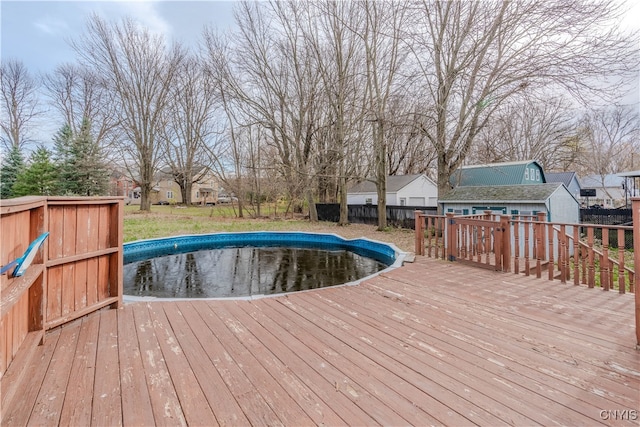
[347,174,438,207]
[439,182,579,224]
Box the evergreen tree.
[73,119,109,196]
[53,120,109,196]
[52,124,75,195]
[12,146,58,196]
[0,145,25,198]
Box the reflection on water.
[124,247,387,298]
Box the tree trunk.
[375,121,387,230]
[306,188,318,222]
[140,183,152,211]
[338,174,349,226]
[139,162,153,211]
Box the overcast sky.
[1,0,639,148]
[1,0,237,76]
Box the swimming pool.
[123,232,405,301]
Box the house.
[192,170,218,205]
[580,174,625,208]
[347,174,438,207]
[129,167,219,205]
[108,169,135,200]
[545,171,582,201]
[451,160,546,187]
[439,182,579,224]
[617,170,640,208]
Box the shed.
[438,182,579,223]
[347,174,438,207]
[451,160,546,187]
[545,171,581,200]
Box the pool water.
[124,246,388,298]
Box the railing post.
[632,198,639,349]
[536,212,547,261]
[414,210,424,256]
[446,212,455,262]
[500,215,511,272]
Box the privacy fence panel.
[0,196,123,379]
[316,204,437,229]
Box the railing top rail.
[510,218,633,231]
[0,196,47,215]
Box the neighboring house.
[347,174,438,207]
[439,182,580,224]
[580,174,625,208]
[545,171,582,201]
[152,169,218,205]
[451,160,546,187]
[129,186,160,205]
[192,170,218,205]
[617,170,640,207]
[108,170,135,200]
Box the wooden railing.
[415,197,640,346]
[0,196,123,380]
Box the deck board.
[181,301,284,426]
[161,302,249,426]
[27,321,79,425]
[231,299,378,426]
[2,256,639,426]
[117,303,155,427]
[91,308,122,427]
[131,302,186,426]
[147,303,217,426]
[59,313,100,426]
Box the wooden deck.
[2,256,639,426]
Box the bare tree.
[578,105,639,199]
[408,0,639,198]
[42,63,118,150]
[206,2,324,220]
[360,0,409,230]
[304,0,368,225]
[385,96,437,177]
[471,94,577,171]
[0,59,43,150]
[72,15,185,211]
[162,54,220,205]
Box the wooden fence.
[415,197,640,346]
[317,203,437,229]
[0,196,123,379]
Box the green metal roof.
[439,183,563,203]
[451,160,546,186]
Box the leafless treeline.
[2,0,638,226]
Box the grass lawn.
[123,204,417,252]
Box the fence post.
[632,197,639,349]
[414,210,424,256]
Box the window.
[530,168,536,180]
[195,192,200,199]
[535,170,540,181]
[399,198,406,206]
[365,198,373,205]
[167,191,174,199]
[524,169,529,180]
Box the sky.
[1,0,639,149]
[1,0,237,76]
[1,0,239,147]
